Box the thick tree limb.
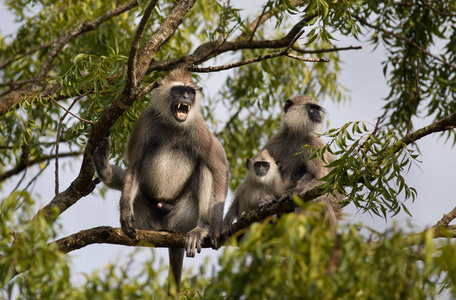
[147,14,315,72]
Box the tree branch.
[292,45,362,54]
[134,0,197,84]
[147,14,316,72]
[400,110,456,147]
[189,48,328,73]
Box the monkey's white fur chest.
[141,147,196,200]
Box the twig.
[407,59,421,134]
[126,0,159,92]
[418,0,456,18]
[215,106,243,138]
[248,1,271,41]
[49,93,94,125]
[53,91,92,195]
[353,14,456,70]
[0,41,55,71]
[285,52,329,62]
[0,151,83,183]
[190,48,328,73]
[292,45,362,54]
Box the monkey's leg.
[168,248,185,287]
[93,134,125,190]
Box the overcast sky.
[1,0,456,283]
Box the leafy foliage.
[1,0,456,298]
[205,204,456,299]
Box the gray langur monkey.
[93,69,229,286]
[262,95,343,228]
[223,149,291,228]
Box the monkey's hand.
[258,198,276,209]
[120,214,136,239]
[185,227,209,257]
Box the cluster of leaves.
[357,1,456,136]
[312,121,418,218]
[0,192,72,299]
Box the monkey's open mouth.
[173,103,191,122]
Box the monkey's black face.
[170,85,197,122]
[306,103,322,123]
[254,161,270,177]
[284,98,324,124]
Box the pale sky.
[1,0,455,284]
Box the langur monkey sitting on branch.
[93,69,229,286]
[223,149,291,228]
[262,95,343,228]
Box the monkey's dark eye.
[284,99,293,113]
[307,104,322,123]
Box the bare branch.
[433,206,456,228]
[353,14,456,70]
[0,41,54,71]
[0,151,83,183]
[126,0,159,92]
[285,53,329,62]
[53,92,91,195]
[292,45,362,54]
[49,93,94,125]
[247,1,271,41]
[189,48,327,73]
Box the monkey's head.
[246,149,280,182]
[282,95,325,135]
[151,68,203,125]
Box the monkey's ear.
[196,86,203,92]
[284,99,293,113]
[246,158,251,169]
[151,79,162,90]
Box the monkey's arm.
[223,196,240,231]
[93,134,125,190]
[119,167,140,238]
[118,116,148,239]
[209,138,229,249]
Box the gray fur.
[223,149,291,228]
[262,95,343,228]
[93,69,229,286]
